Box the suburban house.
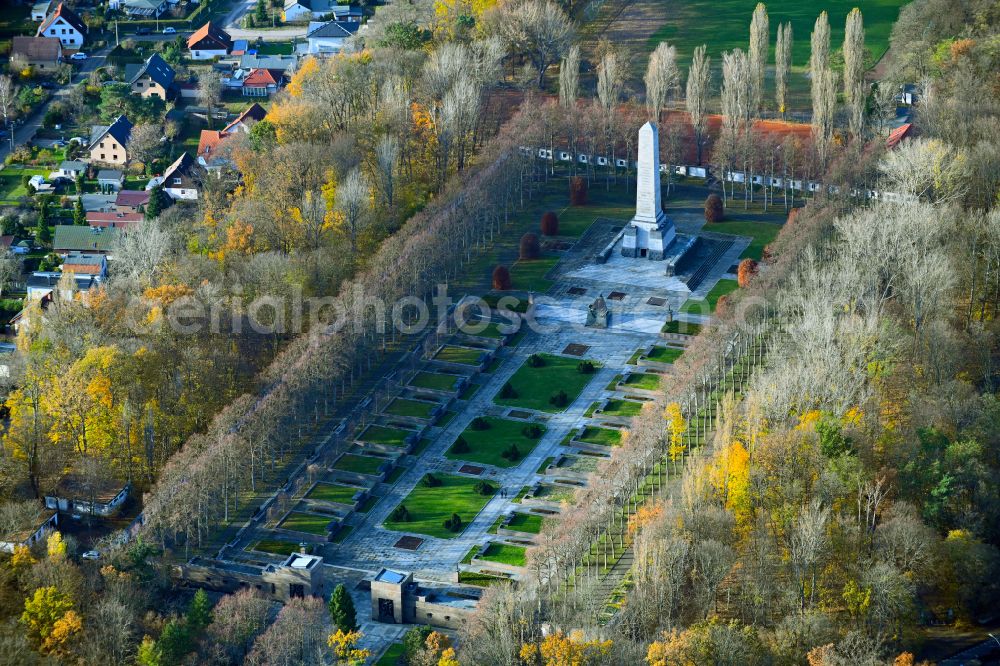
[283,0,361,23]
[11,36,63,71]
[187,21,232,60]
[26,271,103,301]
[0,509,59,554]
[306,20,358,55]
[158,152,204,200]
[120,0,168,18]
[53,225,120,255]
[31,0,53,21]
[45,475,131,517]
[55,159,86,180]
[223,102,267,133]
[197,129,231,170]
[86,211,143,228]
[36,2,86,48]
[242,68,283,97]
[886,123,916,150]
[127,53,175,100]
[238,53,298,74]
[97,169,125,193]
[62,252,109,278]
[89,116,133,167]
[115,189,150,212]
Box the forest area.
[0,0,997,662]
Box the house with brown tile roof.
[187,21,232,60]
[11,36,63,71]
[242,68,282,97]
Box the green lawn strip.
[705,218,782,261]
[463,320,515,339]
[494,353,599,413]
[409,371,461,392]
[478,543,527,567]
[376,643,406,666]
[601,399,645,417]
[459,383,481,400]
[384,466,406,484]
[358,425,412,447]
[434,345,486,365]
[481,293,530,313]
[484,358,503,373]
[662,320,704,335]
[333,454,385,476]
[536,457,555,474]
[487,515,505,534]
[680,279,739,315]
[627,349,644,365]
[577,426,624,447]
[305,482,361,505]
[605,375,624,391]
[645,346,685,363]
[384,397,437,419]
[460,545,480,564]
[445,417,547,468]
[278,511,332,536]
[250,539,301,556]
[437,411,458,427]
[622,372,663,391]
[383,474,495,539]
[356,496,379,513]
[510,255,559,292]
[331,525,354,543]
[458,571,511,587]
[505,512,545,534]
[512,487,530,503]
[534,484,576,503]
[584,402,600,417]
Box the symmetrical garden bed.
[433,344,488,366]
[333,453,387,477]
[383,474,495,539]
[305,482,363,506]
[494,353,599,412]
[278,511,333,536]
[445,416,547,468]
[408,370,464,393]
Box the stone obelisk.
[622,122,675,260]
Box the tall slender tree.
[844,8,866,139]
[810,10,831,110]
[748,3,769,114]
[686,45,711,165]
[645,42,680,122]
[810,11,835,165]
[775,22,792,119]
[559,45,579,110]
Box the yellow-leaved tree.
[520,630,613,666]
[709,441,751,523]
[664,402,687,470]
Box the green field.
[409,371,462,392]
[556,188,634,236]
[506,512,546,534]
[383,474,495,539]
[306,483,361,505]
[384,397,437,419]
[707,217,783,260]
[662,320,704,335]
[333,454,385,476]
[0,167,47,204]
[510,255,559,292]
[478,543,528,567]
[434,345,486,365]
[458,571,511,587]
[577,426,624,447]
[462,320,518,339]
[446,417,547,468]
[494,353,600,413]
[279,512,331,535]
[533,484,577,503]
[250,539,300,556]
[358,425,412,447]
[599,399,646,417]
[680,279,740,315]
[645,346,685,363]
[376,643,406,666]
[622,372,663,391]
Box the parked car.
[69,136,86,145]
[135,27,151,35]
[70,52,87,61]
[81,550,101,561]
[162,27,176,34]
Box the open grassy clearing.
[383,474,494,539]
[494,353,599,413]
[577,426,624,447]
[478,543,528,567]
[446,416,547,468]
[358,425,412,447]
[333,454,385,476]
[680,279,740,315]
[376,643,406,666]
[278,512,331,535]
[510,255,560,292]
[705,217,783,260]
[434,345,487,365]
[506,512,546,534]
[409,371,461,392]
[305,482,360,505]
[384,397,437,419]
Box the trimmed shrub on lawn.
[577,360,596,374]
[705,193,724,222]
[390,505,410,522]
[443,513,463,532]
[473,481,496,496]
[492,265,511,290]
[501,443,521,461]
[452,436,470,453]
[570,176,587,205]
[549,390,568,408]
[527,353,545,367]
[521,424,543,439]
[470,416,490,431]
[519,232,540,259]
[500,382,518,399]
[540,211,558,236]
[422,473,442,487]
[737,258,758,287]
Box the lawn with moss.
[333,454,385,476]
[384,397,437,419]
[680,279,739,315]
[434,345,487,365]
[506,512,545,534]
[383,474,495,539]
[446,416,547,467]
[306,483,360,505]
[279,512,331,535]
[358,425,412,448]
[577,426,624,447]
[494,353,599,413]
[478,543,527,567]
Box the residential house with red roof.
[36,2,86,48]
[242,68,283,97]
[187,21,233,60]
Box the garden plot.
[494,353,600,413]
[445,416,547,468]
